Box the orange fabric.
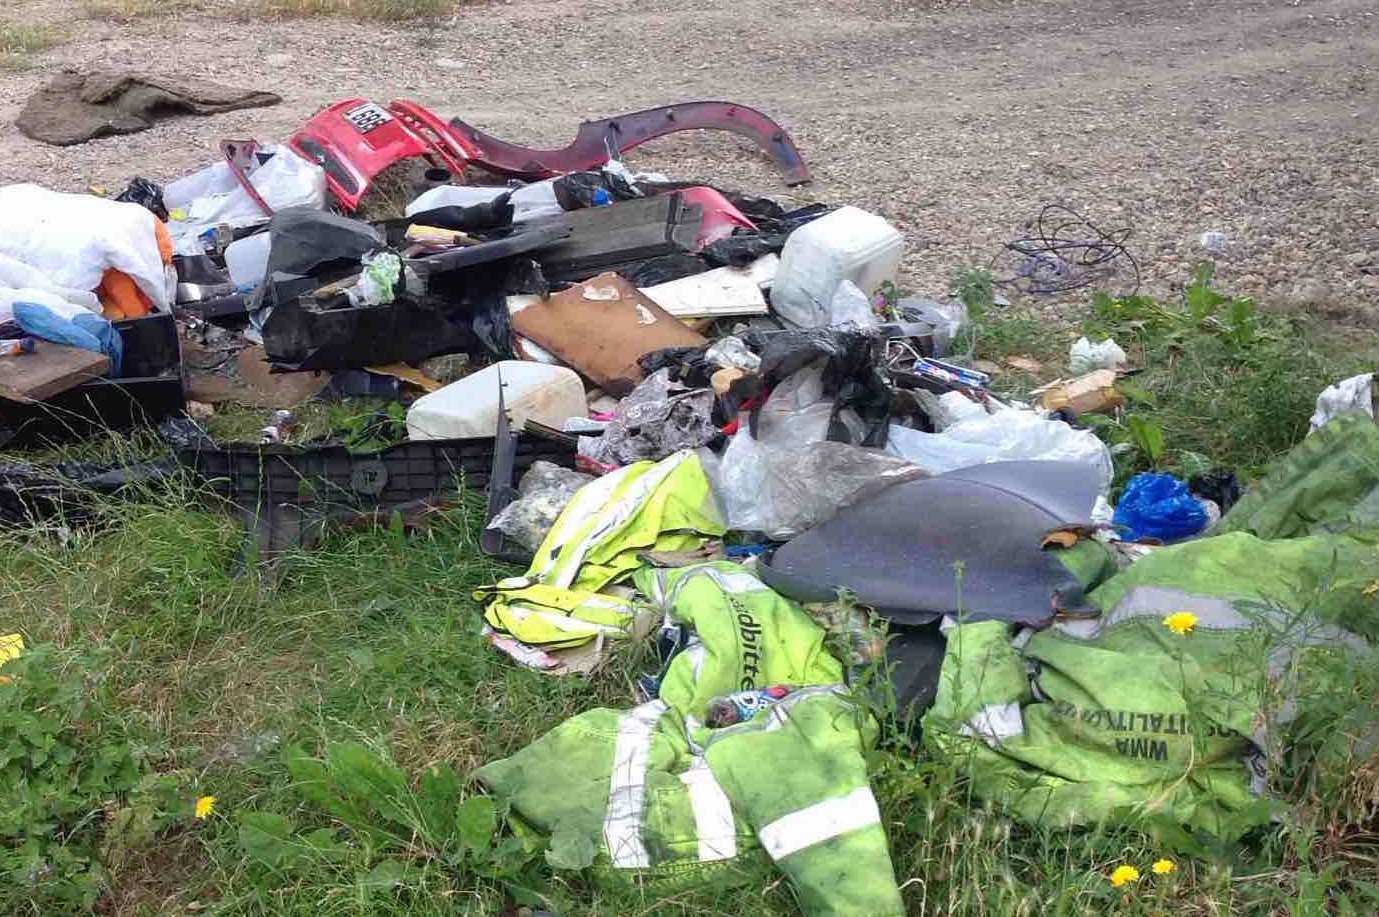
[99,270,150,319]
[154,219,174,263]
[98,220,174,320]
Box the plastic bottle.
[406,361,589,441]
[0,338,37,357]
[770,206,904,328]
[224,232,273,291]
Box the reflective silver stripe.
[665,562,769,611]
[502,605,626,635]
[679,762,737,862]
[684,641,707,679]
[757,787,880,861]
[550,453,692,588]
[604,700,668,868]
[960,701,1024,746]
[699,567,770,594]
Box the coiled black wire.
[993,203,1141,295]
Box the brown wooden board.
[510,273,705,396]
[0,343,110,403]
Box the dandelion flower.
[194,795,216,819]
[1109,864,1141,888]
[1163,612,1198,636]
[1152,858,1175,875]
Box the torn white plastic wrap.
[828,280,880,326]
[1069,336,1127,374]
[886,404,1114,492]
[0,184,171,312]
[165,146,326,253]
[405,181,563,223]
[1310,373,1375,431]
[487,461,596,553]
[702,364,924,538]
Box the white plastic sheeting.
[1310,373,1375,431]
[0,184,170,313]
[165,146,325,253]
[886,404,1114,492]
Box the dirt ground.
[2,0,1377,317]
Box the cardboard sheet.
[511,273,704,396]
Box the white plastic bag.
[1069,336,1127,373]
[0,253,102,314]
[165,147,326,252]
[405,181,564,223]
[1309,373,1375,431]
[828,280,879,326]
[0,184,170,312]
[886,405,1114,492]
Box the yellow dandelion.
[1109,864,1141,888]
[1152,858,1175,875]
[1163,611,1198,636]
[194,795,216,819]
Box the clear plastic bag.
[486,461,595,552]
[886,405,1114,492]
[1069,336,1127,373]
[897,297,967,357]
[703,436,923,539]
[165,147,326,252]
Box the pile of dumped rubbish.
[4,85,1379,916]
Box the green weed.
[968,261,1379,483]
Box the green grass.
[0,21,63,70]
[965,263,1379,485]
[3,266,1378,914]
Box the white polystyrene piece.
[641,255,777,318]
[406,360,588,440]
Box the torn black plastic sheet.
[1,457,176,525]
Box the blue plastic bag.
[1113,472,1208,543]
[12,301,122,375]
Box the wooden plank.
[0,342,110,403]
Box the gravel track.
[2,0,1377,318]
